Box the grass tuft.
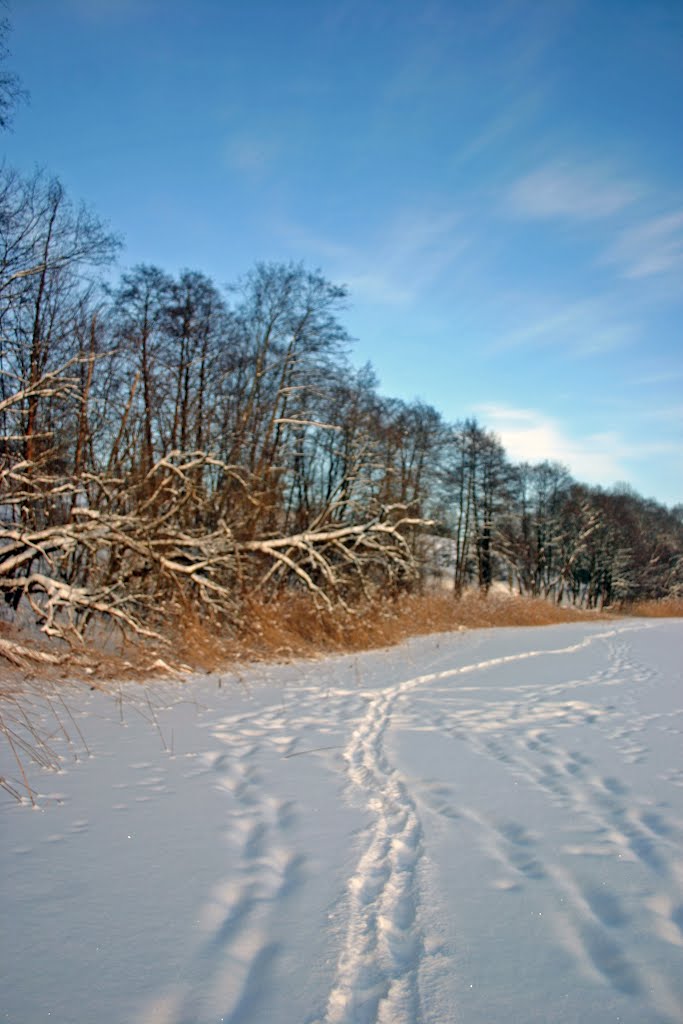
[619,597,683,618]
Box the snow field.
[1,619,682,1023]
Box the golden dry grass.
[0,588,631,804]
[171,589,602,670]
[0,587,614,688]
[619,597,683,618]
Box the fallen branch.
[1,450,431,656]
[0,636,68,667]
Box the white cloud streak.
[489,294,638,356]
[477,404,678,485]
[601,209,683,279]
[282,208,469,306]
[505,161,639,221]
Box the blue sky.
[4,0,682,505]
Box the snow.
[2,619,682,1024]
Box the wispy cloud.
[454,93,542,167]
[637,403,683,426]
[488,294,638,356]
[601,209,683,279]
[505,161,639,221]
[477,404,677,485]
[631,368,683,387]
[282,207,469,306]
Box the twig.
[0,710,37,805]
[283,744,342,759]
[45,696,75,760]
[1,775,24,802]
[54,687,91,757]
[145,690,168,752]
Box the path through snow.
[1,620,682,1023]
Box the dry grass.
[0,671,86,805]
[172,588,602,669]
[619,597,683,618]
[0,588,627,804]
[1,588,607,687]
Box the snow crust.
[2,620,682,1023]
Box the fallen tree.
[1,449,428,663]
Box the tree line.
[0,166,681,651]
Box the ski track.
[392,622,683,1024]
[313,625,641,1023]
[151,707,313,1024]
[6,621,681,1024]
[174,756,303,1023]
[317,680,425,1024]
[146,620,683,1024]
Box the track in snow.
[2,620,682,1024]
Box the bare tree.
[442,420,508,595]
[0,5,26,131]
[0,169,119,477]
[108,265,173,477]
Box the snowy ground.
[2,619,682,1024]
